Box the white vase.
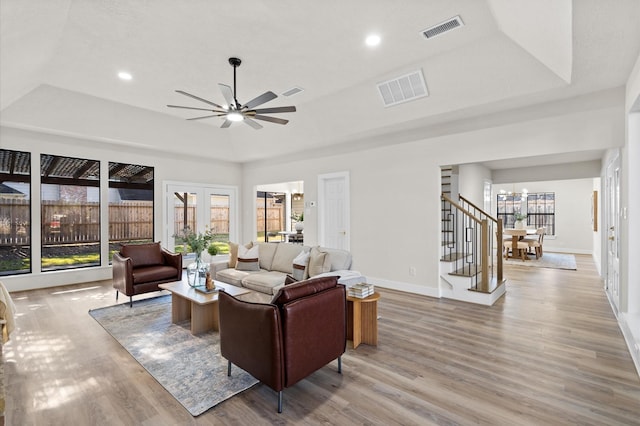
[294,222,304,233]
[515,220,524,229]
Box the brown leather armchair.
[218,276,346,413]
[112,242,182,307]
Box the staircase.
[439,172,506,305]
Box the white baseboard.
[367,276,440,298]
[543,247,592,255]
[605,290,640,380]
[619,312,640,379]
[1,266,113,292]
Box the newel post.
[481,219,489,292]
[497,218,503,282]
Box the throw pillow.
[284,274,297,285]
[229,241,253,268]
[236,244,260,271]
[291,250,310,281]
[308,246,332,277]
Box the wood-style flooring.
[3,254,640,425]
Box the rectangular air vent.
[421,15,464,39]
[377,69,428,107]
[282,86,304,97]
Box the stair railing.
[441,193,503,291]
[459,194,504,287]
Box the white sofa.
[211,242,366,295]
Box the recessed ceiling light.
[365,34,381,47]
[118,71,133,81]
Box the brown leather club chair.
[218,276,346,413]
[112,242,182,307]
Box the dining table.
[503,228,537,260]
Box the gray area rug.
[505,252,577,270]
[89,295,258,416]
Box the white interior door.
[605,155,621,313]
[318,172,350,250]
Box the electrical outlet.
[409,266,416,276]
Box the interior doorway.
[255,181,304,243]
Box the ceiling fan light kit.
[167,57,296,129]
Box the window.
[497,192,555,236]
[526,192,555,236]
[0,149,31,276]
[209,193,230,254]
[41,154,100,271]
[108,162,154,261]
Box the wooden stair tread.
[449,266,481,277]
[468,277,506,294]
[440,252,469,262]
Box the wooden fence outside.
[173,206,231,235]
[1,198,286,245]
[257,207,284,233]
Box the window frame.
[496,191,556,236]
[0,149,32,276]
[40,153,101,272]
[108,162,155,262]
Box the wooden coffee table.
[159,280,250,334]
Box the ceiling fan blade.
[243,91,277,110]
[221,119,233,128]
[251,106,297,114]
[175,90,224,109]
[186,114,226,121]
[218,84,236,108]
[244,117,263,129]
[167,104,225,113]
[252,114,289,125]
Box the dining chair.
[503,239,529,261]
[526,227,545,259]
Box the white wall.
[458,163,492,208]
[0,126,242,292]
[492,179,595,254]
[0,89,626,298]
[617,51,640,374]
[624,53,640,316]
[243,103,623,296]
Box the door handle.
[609,236,615,241]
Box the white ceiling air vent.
[421,15,464,39]
[282,86,304,97]
[377,69,428,107]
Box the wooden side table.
[346,292,380,349]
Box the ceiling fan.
[167,57,296,129]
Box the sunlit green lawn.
[2,240,232,274]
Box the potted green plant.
[514,212,527,229]
[173,227,216,286]
[291,211,304,233]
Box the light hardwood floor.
[3,254,640,425]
